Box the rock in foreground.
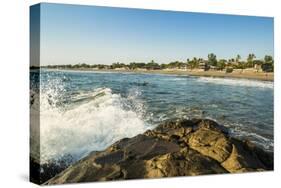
[45,119,273,185]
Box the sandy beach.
[49,68,273,81]
[151,69,274,81]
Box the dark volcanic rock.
[45,119,273,185]
[30,155,74,184]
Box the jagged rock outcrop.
[45,119,273,185]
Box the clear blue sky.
[37,3,273,65]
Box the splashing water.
[31,72,150,164]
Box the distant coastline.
[40,68,274,81]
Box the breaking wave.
[31,76,150,164]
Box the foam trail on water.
[196,77,273,89]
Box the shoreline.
[41,68,274,81]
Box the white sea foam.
[224,122,273,151]
[30,89,40,161]
[31,77,149,164]
[196,77,273,89]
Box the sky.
[32,3,274,65]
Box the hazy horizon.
[31,3,274,66]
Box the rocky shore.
[43,118,273,185]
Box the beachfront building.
[179,64,188,70]
[198,61,209,71]
[114,67,128,71]
[254,64,262,72]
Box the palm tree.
[208,53,217,66]
[247,53,256,67]
[236,54,241,63]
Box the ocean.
[30,69,274,164]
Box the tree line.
[42,53,274,72]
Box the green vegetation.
[145,60,161,70]
[225,67,233,73]
[236,54,241,63]
[41,53,274,72]
[217,59,227,70]
[188,57,200,69]
[247,53,256,67]
[208,53,218,66]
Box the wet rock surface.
[44,119,273,185]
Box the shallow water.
[30,69,274,163]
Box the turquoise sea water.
[30,69,274,163]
